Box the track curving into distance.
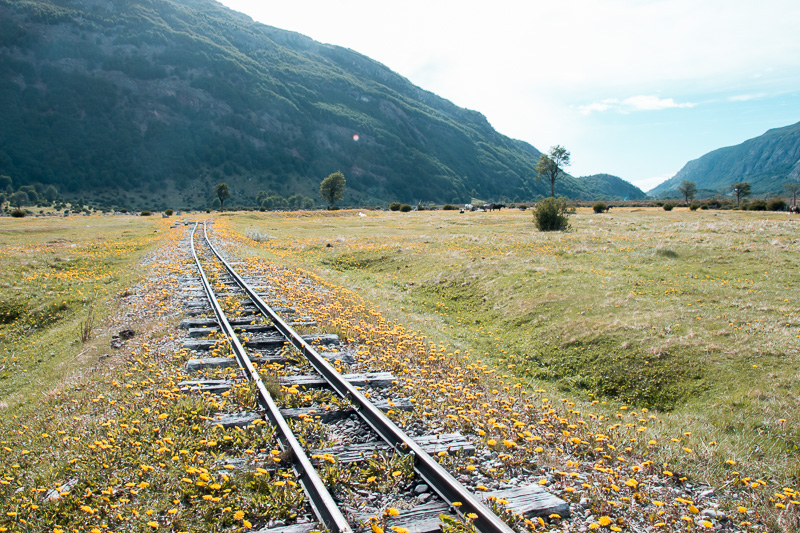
[190,221,516,533]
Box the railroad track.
[178,221,568,533]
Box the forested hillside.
[0,0,643,210]
[651,121,800,197]
[578,174,648,200]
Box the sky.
[218,0,800,191]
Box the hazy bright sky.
[219,0,800,191]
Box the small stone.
[413,484,429,495]
[45,478,78,501]
[698,489,715,500]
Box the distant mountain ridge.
[0,0,644,209]
[578,174,648,200]
[650,121,800,197]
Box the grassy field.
[0,214,171,411]
[0,208,798,532]
[226,207,800,487]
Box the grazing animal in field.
[483,203,506,212]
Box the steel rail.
[189,223,353,533]
[202,222,516,533]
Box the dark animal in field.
[483,203,506,212]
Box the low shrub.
[690,201,700,211]
[442,204,458,210]
[10,209,25,218]
[532,197,571,231]
[389,202,402,211]
[164,208,174,216]
[767,198,787,211]
[663,202,676,211]
[593,201,608,213]
[140,210,152,216]
[399,204,413,212]
[747,199,766,211]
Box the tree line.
[677,179,799,209]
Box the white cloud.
[577,95,696,115]
[576,101,615,114]
[728,93,767,102]
[623,95,695,111]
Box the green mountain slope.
[650,121,800,197]
[0,0,634,209]
[578,174,648,200]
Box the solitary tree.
[215,182,230,210]
[536,145,570,198]
[9,190,29,208]
[784,181,800,207]
[44,184,58,203]
[320,171,346,209]
[678,180,697,205]
[730,182,751,208]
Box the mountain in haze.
[650,121,800,198]
[579,174,648,200]
[0,0,640,210]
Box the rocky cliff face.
[651,121,800,196]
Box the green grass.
[1,209,798,531]
[227,207,800,488]
[0,215,321,532]
[0,215,169,412]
